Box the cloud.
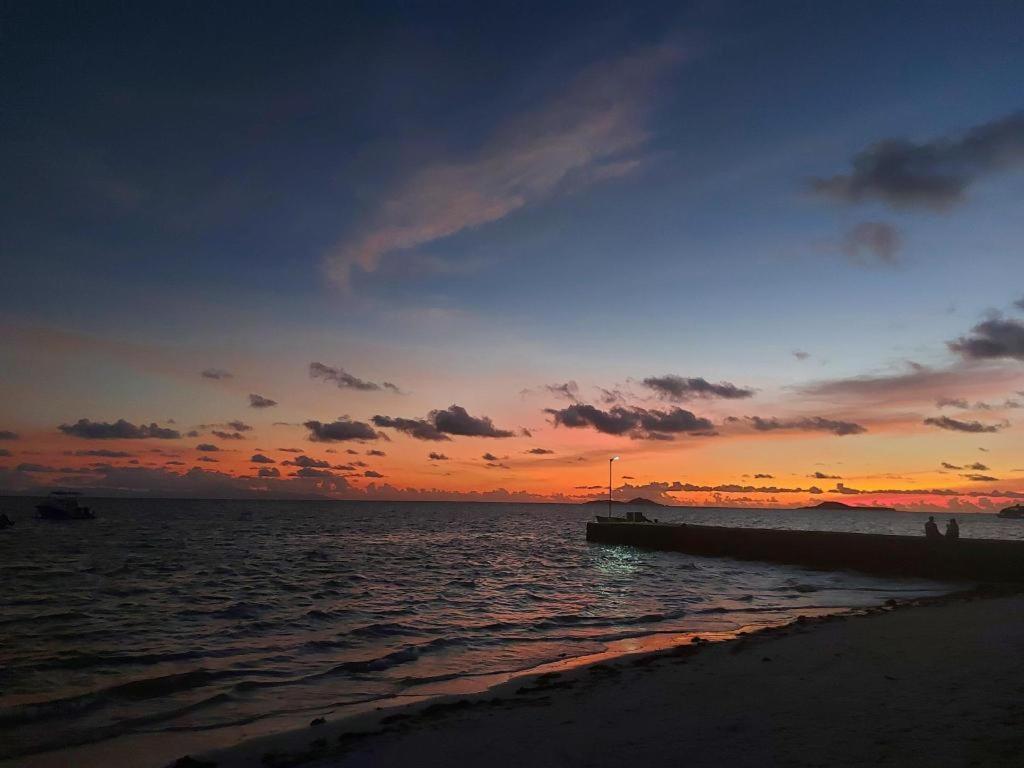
[428,452,449,461]
[304,419,381,442]
[372,415,450,441]
[481,452,501,462]
[58,419,181,439]
[294,467,336,478]
[792,351,810,361]
[250,454,275,464]
[197,456,219,463]
[432,405,513,438]
[754,473,774,479]
[642,375,755,401]
[0,449,10,457]
[941,462,962,470]
[545,403,713,440]
[373,405,513,440]
[810,111,1024,210]
[196,443,219,452]
[962,473,999,482]
[201,368,233,380]
[948,315,1024,362]
[0,431,18,440]
[543,382,580,402]
[249,393,278,408]
[309,362,401,393]
[745,416,866,436]
[67,449,134,458]
[211,430,246,441]
[840,221,901,266]
[258,467,280,478]
[366,449,386,457]
[226,421,252,432]
[364,470,384,478]
[282,455,331,468]
[923,416,1003,433]
[326,44,682,288]
[937,397,969,409]
[526,448,554,455]
[810,471,842,480]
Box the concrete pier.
[586,521,1024,582]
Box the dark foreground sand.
[187,589,1024,768]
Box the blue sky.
[2,1,1024,506]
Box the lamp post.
[608,455,619,518]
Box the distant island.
[583,497,666,507]
[799,501,899,512]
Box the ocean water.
[0,499,1007,765]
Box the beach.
[194,587,1024,768]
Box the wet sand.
[188,586,1024,768]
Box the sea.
[1,498,1017,767]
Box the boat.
[36,491,95,520]
[997,504,1024,519]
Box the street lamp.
[608,456,619,518]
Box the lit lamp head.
[610,456,619,462]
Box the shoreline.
[177,583,1019,768]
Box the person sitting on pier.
[924,516,942,539]
[945,518,960,540]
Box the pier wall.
[586,521,1024,582]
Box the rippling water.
[2,498,1003,765]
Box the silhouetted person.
[945,518,960,540]
[0,513,12,528]
[924,516,941,539]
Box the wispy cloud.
[326,45,683,288]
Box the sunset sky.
[3,2,1024,511]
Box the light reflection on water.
[0,499,974,764]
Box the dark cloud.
[526,448,554,454]
[367,449,386,456]
[1015,297,1024,311]
[428,452,449,461]
[67,449,134,458]
[431,405,514,438]
[642,375,754,401]
[58,419,181,440]
[810,471,842,480]
[746,416,866,436]
[941,462,962,470]
[16,463,53,473]
[810,112,1024,210]
[309,362,401,393]
[279,447,303,453]
[0,431,18,440]
[544,382,579,402]
[197,456,219,463]
[937,397,969,409]
[364,470,384,478]
[948,315,1024,362]
[481,452,500,462]
[249,393,278,408]
[283,455,331,468]
[258,467,280,478]
[753,473,774,479]
[227,421,252,432]
[373,405,512,440]
[923,416,1003,433]
[545,403,713,440]
[792,351,810,361]
[840,221,901,266]
[962,473,999,482]
[250,454,275,464]
[211,430,246,441]
[201,368,233,380]
[294,467,336,478]
[597,387,626,405]
[372,415,450,441]
[968,462,990,471]
[0,449,10,457]
[196,443,219,452]
[304,419,381,442]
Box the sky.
[2,1,1024,511]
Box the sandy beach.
[181,586,1024,768]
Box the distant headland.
[799,500,899,513]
